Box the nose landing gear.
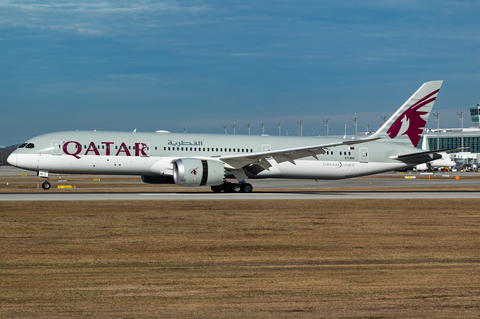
[38,171,51,190]
[42,180,51,190]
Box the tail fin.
[372,80,443,147]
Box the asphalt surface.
[1,166,479,200]
[1,191,479,201]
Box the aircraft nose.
[7,153,16,166]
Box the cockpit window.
[25,143,35,149]
[18,143,27,148]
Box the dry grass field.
[1,199,480,318]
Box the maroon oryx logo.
[190,167,199,175]
[386,89,439,147]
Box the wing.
[219,137,381,170]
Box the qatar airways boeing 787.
[8,81,449,192]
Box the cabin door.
[360,148,369,163]
[51,140,62,155]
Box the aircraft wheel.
[232,183,242,193]
[211,185,223,193]
[241,183,253,193]
[222,183,232,192]
[42,181,51,190]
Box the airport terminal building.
[419,104,480,169]
[420,104,480,153]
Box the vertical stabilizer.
[372,81,443,147]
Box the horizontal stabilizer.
[390,148,464,161]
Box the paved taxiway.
[1,166,479,200]
[1,191,479,201]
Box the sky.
[1,0,480,145]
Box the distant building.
[419,104,480,154]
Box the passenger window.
[164,147,166,151]
[348,152,351,155]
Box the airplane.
[414,152,456,171]
[8,80,449,192]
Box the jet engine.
[173,158,225,186]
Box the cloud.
[0,1,208,36]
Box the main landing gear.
[211,182,253,193]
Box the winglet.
[372,81,443,147]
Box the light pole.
[344,124,348,138]
[366,123,370,134]
[259,122,265,135]
[433,112,440,150]
[351,114,358,138]
[222,124,227,134]
[276,121,281,136]
[231,122,236,135]
[323,118,329,136]
[182,126,187,133]
[297,120,303,136]
[457,111,464,150]
[245,122,251,135]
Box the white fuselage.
[8,131,429,181]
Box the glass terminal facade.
[419,104,480,153]
[420,135,480,153]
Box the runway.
[1,166,479,200]
[1,190,479,201]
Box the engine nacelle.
[141,175,175,184]
[173,158,224,186]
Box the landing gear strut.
[210,182,253,193]
[38,171,51,190]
